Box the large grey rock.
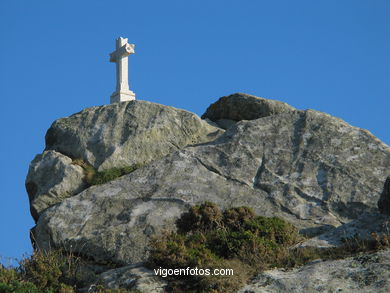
[196,110,389,225]
[378,175,390,215]
[32,108,390,266]
[201,93,296,128]
[28,100,223,220]
[45,100,223,171]
[25,150,86,221]
[238,249,390,293]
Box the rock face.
[238,249,390,293]
[32,101,390,265]
[378,175,390,215]
[28,100,223,221]
[27,94,390,292]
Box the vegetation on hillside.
[0,248,138,293]
[1,201,389,293]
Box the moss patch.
[89,164,142,185]
[72,159,142,186]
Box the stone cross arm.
[110,43,135,62]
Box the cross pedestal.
[110,37,136,103]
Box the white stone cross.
[109,37,136,103]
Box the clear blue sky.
[0,0,389,265]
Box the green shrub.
[0,280,40,293]
[0,248,140,293]
[20,249,64,289]
[0,248,81,292]
[176,201,223,233]
[148,202,303,293]
[1,263,42,293]
[0,265,19,284]
[222,206,255,230]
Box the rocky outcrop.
[201,93,296,129]
[32,106,390,266]
[45,100,223,171]
[25,150,86,221]
[26,94,390,292]
[238,249,390,293]
[378,175,390,215]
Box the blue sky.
[0,0,389,265]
